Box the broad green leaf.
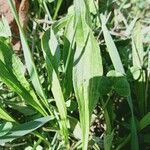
[0,116,53,145]
[47,0,54,3]
[53,15,73,33]
[107,71,130,97]
[129,66,141,80]
[107,70,123,77]
[41,28,60,72]
[89,0,97,14]
[114,77,130,97]
[7,103,36,116]
[99,76,112,96]
[67,116,82,140]
[73,1,103,149]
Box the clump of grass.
[0,0,149,149]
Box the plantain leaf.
[73,1,103,149]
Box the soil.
[0,0,29,51]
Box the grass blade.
[0,116,53,145]
[41,28,69,147]
[0,106,15,122]
[132,20,146,115]
[0,40,47,116]
[7,0,50,111]
[100,14,125,74]
[132,20,144,68]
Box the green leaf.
[62,16,75,98]
[0,16,11,38]
[140,112,150,130]
[0,40,47,116]
[104,130,114,150]
[114,77,130,97]
[47,0,54,3]
[129,66,141,80]
[7,0,50,113]
[0,116,53,145]
[41,27,69,147]
[0,106,15,122]
[101,14,125,74]
[41,28,60,72]
[73,1,103,149]
[99,76,112,96]
[101,14,139,150]
[132,20,144,68]
[0,122,13,137]
[107,70,130,97]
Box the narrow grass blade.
[148,49,150,79]
[104,130,114,150]
[41,28,69,147]
[132,20,146,115]
[62,16,75,98]
[140,112,150,130]
[132,20,144,68]
[0,39,47,116]
[0,106,15,122]
[116,112,150,150]
[7,0,50,111]
[0,59,47,116]
[100,14,125,74]
[53,0,63,20]
[0,116,53,145]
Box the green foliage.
[0,0,149,149]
